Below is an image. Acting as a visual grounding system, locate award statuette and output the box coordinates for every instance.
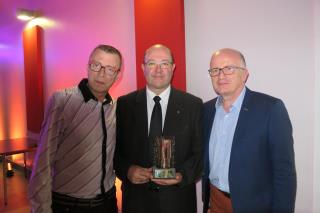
[152,136,176,179]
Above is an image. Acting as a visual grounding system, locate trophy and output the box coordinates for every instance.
[152,136,176,179]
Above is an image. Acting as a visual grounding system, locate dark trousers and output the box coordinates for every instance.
[52,187,118,213]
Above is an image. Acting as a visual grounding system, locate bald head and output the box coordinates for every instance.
[209,48,249,103]
[143,44,174,63]
[211,48,246,68]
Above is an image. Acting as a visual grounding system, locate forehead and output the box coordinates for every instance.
[145,47,172,61]
[90,49,120,65]
[211,51,242,66]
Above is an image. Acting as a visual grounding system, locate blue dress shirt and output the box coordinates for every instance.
[209,87,246,193]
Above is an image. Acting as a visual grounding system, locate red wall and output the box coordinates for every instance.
[134,0,186,91]
[23,26,44,133]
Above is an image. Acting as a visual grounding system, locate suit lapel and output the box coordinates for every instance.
[134,88,151,165]
[134,88,148,137]
[232,88,252,144]
[204,99,217,143]
[163,88,183,136]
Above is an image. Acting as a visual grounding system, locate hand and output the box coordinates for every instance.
[127,165,152,184]
[151,172,182,185]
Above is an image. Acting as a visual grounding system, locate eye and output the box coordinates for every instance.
[161,62,169,67]
[211,68,219,73]
[90,62,101,71]
[224,66,234,71]
[105,66,117,74]
[147,62,156,68]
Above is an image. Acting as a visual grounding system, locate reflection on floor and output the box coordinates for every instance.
[0,163,123,213]
[0,163,30,213]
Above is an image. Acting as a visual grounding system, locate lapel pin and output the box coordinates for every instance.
[243,107,249,111]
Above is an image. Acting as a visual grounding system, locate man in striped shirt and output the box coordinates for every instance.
[28,44,122,213]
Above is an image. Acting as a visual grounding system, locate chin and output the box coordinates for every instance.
[93,86,108,93]
[216,89,230,96]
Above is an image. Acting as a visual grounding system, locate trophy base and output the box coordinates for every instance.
[153,168,176,179]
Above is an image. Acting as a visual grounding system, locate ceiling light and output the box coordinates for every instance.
[16,9,39,21]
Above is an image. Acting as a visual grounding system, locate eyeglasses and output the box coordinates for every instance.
[88,61,119,76]
[144,61,172,70]
[208,66,246,77]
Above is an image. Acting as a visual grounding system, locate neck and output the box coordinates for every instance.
[221,99,233,112]
[221,86,245,112]
[95,94,106,103]
[148,85,170,96]
[88,85,108,103]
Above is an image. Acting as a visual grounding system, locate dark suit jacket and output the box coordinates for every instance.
[114,87,203,213]
[202,88,296,213]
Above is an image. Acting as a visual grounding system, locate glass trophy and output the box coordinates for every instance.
[152,136,176,179]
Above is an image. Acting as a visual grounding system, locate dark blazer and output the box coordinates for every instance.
[114,87,203,213]
[202,88,296,213]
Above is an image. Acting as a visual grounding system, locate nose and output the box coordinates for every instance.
[155,64,162,72]
[217,69,226,79]
[98,67,106,77]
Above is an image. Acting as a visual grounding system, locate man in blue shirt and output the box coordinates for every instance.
[202,48,296,213]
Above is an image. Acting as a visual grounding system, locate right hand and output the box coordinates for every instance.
[127,165,152,184]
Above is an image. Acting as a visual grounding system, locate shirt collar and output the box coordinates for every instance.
[215,87,246,111]
[78,78,112,105]
[146,85,171,101]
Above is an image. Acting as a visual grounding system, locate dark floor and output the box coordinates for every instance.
[0,163,30,213]
[0,163,123,213]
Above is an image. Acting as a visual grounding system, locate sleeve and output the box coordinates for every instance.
[178,97,203,187]
[28,93,63,213]
[269,100,297,213]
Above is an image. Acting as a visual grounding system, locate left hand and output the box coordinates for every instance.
[151,172,183,185]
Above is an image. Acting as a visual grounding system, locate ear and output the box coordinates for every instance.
[243,69,249,83]
[141,63,147,76]
[114,72,120,81]
[172,63,176,72]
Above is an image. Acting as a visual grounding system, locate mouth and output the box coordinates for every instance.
[95,80,105,85]
[152,75,164,79]
[217,79,230,85]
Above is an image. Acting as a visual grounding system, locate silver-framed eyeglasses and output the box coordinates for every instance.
[208,66,246,77]
[88,61,119,76]
[144,61,173,70]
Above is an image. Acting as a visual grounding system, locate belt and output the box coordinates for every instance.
[52,186,116,207]
[219,188,230,198]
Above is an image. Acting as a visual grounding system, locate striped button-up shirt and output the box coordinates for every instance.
[28,79,117,213]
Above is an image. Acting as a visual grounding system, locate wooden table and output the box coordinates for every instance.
[0,138,37,205]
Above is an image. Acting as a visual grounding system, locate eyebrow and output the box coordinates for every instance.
[145,59,172,63]
[90,60,118,68]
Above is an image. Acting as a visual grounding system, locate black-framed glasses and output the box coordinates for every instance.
[144,61,173,70]
[88,61,119,76]
[208,66,246,77]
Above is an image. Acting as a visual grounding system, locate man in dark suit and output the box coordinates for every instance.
[202,48,296,213]
[114,44,203,213]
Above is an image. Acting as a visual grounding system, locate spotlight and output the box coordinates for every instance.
[16,9,39,21]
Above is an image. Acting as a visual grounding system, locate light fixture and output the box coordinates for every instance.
[16,9,39,21]
[6,162,14,177]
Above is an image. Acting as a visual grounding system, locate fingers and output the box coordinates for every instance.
[151,172,182,185]
[127,165,152,184]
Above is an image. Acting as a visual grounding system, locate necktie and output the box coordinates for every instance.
[149,96,162,137]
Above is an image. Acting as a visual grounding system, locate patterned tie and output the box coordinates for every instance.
[149,96,162,137]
